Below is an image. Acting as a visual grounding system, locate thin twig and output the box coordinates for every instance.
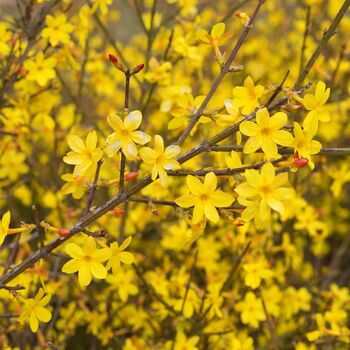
[32,205,45,248]
[176,0,266,146]
[299,6,311,78]
[260,291,279,350]
[83,159,103,216]
[294,0,350,88]
[180,250,198,314]
[167,157,288,177]
[133,264,178,316]
[209,146,350,155]
[265,70,290,106]
[220,242,251,293]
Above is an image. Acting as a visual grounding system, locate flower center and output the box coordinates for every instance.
[84,255,92,262]
[260,127,271,136]
[260,186,271,196]
[200,193,209,201]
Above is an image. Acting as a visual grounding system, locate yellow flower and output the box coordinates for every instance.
[292,122,322,169]
[300,81,330,129]
[235,292,265,329]
[106,236,135,274]
[232,76,265,115]
[63,131,103,175]
[106,110,151,160]
[243,260,273,289]
[144,58,172,84]
[235,162,293,223]
[329,163,350,198]
[62,236,111,286]
[166,331,200,350]
[24,52,56,87]
[140,135,181,186]
[175,172,234,224]
[240,107,293,158]
[42,14,74,46]
[168,94,211,131]
[19,289,52,333]
[197,22,233,56]
[60,173,87,199]
[0,211,10,246]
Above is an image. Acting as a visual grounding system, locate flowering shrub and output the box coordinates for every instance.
[0,0,350,349]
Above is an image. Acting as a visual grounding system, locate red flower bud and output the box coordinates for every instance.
[131,63,145,75]
[293,157,308,168]
[58,228,71,237]
[293,152,308,168]
[125,172,139,181]
[108,54,118,65]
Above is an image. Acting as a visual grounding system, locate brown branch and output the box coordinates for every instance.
[210,146,350,156]
[176,0,266,146]
[167,156,288,177]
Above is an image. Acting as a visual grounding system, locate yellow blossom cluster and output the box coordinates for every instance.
[0,1,350,349]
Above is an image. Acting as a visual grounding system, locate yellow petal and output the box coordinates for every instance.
[154,135,164,153]
[204,203,219,223]
[163,159,180,170]
[90,262,107,279]
[240,121,258,136]
[35,307,52,323]
[65,243,83,258]
[119,251,134,264]
[243,136,261,154]
[140,147,156,164]
[68,135,85,153]
[122,142,137,160]
[256,108,270,128]
[2,210,10,230]
[267,197,285,215]
[62,259,81,274]
[78,265,92,286]
[272,130,293,146]
[107,114,124,131]
[125,110,142,130]
[92,248,111,262]
[211,22,225,39]
[131,131,151,145]
[204,172,217,194]
[261,138,279,159]
[269,112,287,130]
[86,131,97,151]
[186,175,204,196]
[210,191,234,207]
[192,202,204,224]
[119,236,132,251]
[30,313,39,332]
[164,145,181,159]
[175,194,196,208]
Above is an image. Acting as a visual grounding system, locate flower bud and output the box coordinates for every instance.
[108,53,127,73]
[125,172,139,181]
[58,228,70,237]
[131,63,145,75]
